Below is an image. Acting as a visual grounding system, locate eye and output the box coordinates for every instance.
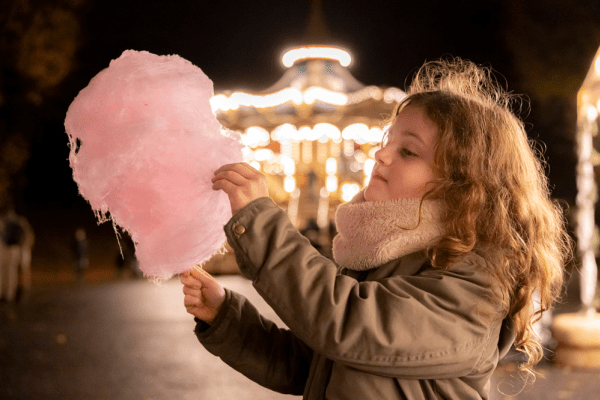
[400,148,417,157]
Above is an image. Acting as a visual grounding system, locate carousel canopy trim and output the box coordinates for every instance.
[282,45,351,67]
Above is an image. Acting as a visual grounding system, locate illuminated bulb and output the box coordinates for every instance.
[282,46,351,68]
[254,148,275,162]
[303,87,348,105]
[326,175,338,192]
[314,123,341,142]
[282,157,295,176]
[364,158,375,177]
[326,158,337,175]
[245,126,270,147]
[284,176,296,193]
[342,123,369,141]
[596,55,600,75]
[272,124,297,142]
[249,161,261,171]
[367,127,384,144]
[587,105,599,121]
[341,183,360,202]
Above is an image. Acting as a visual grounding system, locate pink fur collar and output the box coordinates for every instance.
[332,191,445,271]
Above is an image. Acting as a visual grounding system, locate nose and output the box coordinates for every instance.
[374,145,392,166]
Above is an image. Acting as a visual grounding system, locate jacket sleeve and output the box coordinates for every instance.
[225,197,504,380]
[194,288,313,395]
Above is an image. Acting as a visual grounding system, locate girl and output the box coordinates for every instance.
[181,58,571,399]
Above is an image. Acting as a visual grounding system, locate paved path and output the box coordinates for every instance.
[1,274,599,400]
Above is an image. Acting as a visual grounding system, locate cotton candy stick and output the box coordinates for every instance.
[65,50,242,280]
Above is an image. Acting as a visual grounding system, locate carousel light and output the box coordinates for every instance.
[341,183,360,202]
[302,140,313,164]
[326,175,338,192]
[368,146,380,158]
[342,123,369,141]
[343,139,355,157]
[272,123,297,142]
[317,187,330,229]
[211,88,304,112]
[367,127,384,144]
[249,161,261,171]
[243,126,270,148]
[282,46,352,67]
[303,86,348,105]
[284,176,296,193]
[314,123,341,142]
[326,157,337,175]
[587,105,599,121]
[282,156,295,176]
[384,87,406,104]
[317,141,328,163]
[241,146,253,162]
[253,148,275,162]
[364,158,375,186]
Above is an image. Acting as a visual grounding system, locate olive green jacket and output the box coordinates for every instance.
[195,198,515,399]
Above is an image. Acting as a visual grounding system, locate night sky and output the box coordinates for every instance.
[5,0,600,220]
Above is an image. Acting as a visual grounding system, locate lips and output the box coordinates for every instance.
[372,172,387,182]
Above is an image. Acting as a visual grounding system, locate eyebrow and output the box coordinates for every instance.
[404,131,426,145]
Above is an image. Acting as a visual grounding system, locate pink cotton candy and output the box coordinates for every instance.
[65,50,242,280]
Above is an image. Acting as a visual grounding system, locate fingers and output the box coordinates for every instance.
[189,267,221,292]
[213,162,257,180]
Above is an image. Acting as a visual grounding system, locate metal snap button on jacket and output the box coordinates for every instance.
[234,225,246,235]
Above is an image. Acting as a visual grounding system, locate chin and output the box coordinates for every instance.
[364,185,385,202]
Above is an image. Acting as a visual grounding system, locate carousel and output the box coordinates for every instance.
[211,6,404,229]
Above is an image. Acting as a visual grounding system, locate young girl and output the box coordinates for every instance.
[181,58,571,399]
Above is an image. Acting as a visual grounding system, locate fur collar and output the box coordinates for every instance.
[332,190,445,271]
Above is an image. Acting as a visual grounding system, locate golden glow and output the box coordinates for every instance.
[210,88,303,112]
[272,124,297,142]
[253,148,275,162]
[303,86,348,105]
[341,183,360,202]
[302,140,313,164]
[342,123,369,141]
[317,141,328,163]
[363,158,375,186]
[587,105,599,121]
[284,176,296,193]
[282,156,295,176]
[314,123,341,142]
[282,46,351,67]
[326,175,338,192]
[317,187,330,229]
[595,55,600,75]
[242,126,270,148]
[212,86,348,112]
[384,87,407,104]
[326,158,337,175]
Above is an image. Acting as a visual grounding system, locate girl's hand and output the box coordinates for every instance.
[180,267,226,324]
[212,162,269,214]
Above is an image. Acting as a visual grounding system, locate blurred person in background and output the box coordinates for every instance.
[0,208,34,303]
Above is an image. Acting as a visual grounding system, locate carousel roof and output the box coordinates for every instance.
[211,0,405,134]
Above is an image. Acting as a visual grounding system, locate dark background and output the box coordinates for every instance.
[1,0,599,270]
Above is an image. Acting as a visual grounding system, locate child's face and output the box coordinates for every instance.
[364,105,438,201]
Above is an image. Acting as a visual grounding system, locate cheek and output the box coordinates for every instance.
[389,165,434,197]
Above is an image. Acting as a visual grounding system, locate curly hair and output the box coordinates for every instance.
[394,58,573,380]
